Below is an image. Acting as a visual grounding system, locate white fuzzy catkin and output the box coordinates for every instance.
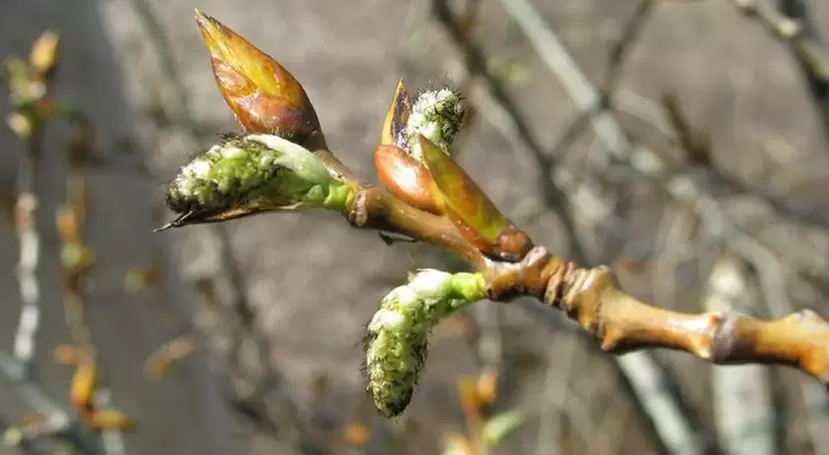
[405,88,466,160]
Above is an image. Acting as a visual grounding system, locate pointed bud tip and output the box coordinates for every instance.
[193,12,324,145]
[152,223,175,233]
[193,8,211,27]
[193,9,225,55]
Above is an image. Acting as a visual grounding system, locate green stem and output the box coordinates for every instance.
[320,182,355,212]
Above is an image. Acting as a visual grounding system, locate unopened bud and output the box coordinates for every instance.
[195,10,326,149]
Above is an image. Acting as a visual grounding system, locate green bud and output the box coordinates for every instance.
[406,88,466,161]
[363,269,485,418]
[159,133,350,230]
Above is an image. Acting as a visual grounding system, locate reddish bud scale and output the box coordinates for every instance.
[211,56,316,141]
[195,10,326,149]
[374,145,442,215]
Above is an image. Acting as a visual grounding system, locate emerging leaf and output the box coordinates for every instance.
[378,83,465,158]
[419,136,532,261]
[86,410,136,431]
[70,358,96,408]
[457,376,483,417]
[194,9,326,149]
[476,369,499,407]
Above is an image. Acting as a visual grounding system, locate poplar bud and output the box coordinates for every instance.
[195,10,326,149]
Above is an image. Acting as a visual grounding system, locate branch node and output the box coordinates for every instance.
[708,311,738,363]
[346,188,370,228]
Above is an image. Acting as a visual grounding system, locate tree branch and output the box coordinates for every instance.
[484,247,829,386]
[324,151,829,387]
[732,0,829,82]
[167,9,829,422]
[344,185,486,269]
[328,165,829,388]
[426,4,706,452]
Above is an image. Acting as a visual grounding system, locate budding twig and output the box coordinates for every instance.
[131,4,319,450]
[165,11,829,421]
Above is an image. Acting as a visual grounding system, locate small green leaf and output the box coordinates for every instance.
[482,409,525,448]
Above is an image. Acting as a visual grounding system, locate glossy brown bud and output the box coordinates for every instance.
[194,10,326,150]
[495,225,534,262]
[373,144,442,215]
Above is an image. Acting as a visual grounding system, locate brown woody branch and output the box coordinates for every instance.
[327,149,829,389]
[486,246,829,386]
[342,181,486,270]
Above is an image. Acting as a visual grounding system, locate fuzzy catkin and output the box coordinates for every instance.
[363,269,484,418]
[164,133,336,216]
[406,88,466,160]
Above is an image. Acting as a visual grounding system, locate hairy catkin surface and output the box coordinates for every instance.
[407,88,466,160]
[164,133,336,216]
[165,138,278,214]
[363,270,484,418]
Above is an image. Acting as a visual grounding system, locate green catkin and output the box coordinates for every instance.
[164,133,342,217]
[363,269,485,418]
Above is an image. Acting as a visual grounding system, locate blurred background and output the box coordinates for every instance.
[2,0,829,454]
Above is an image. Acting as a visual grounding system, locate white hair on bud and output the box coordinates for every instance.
[405,87,466,161]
